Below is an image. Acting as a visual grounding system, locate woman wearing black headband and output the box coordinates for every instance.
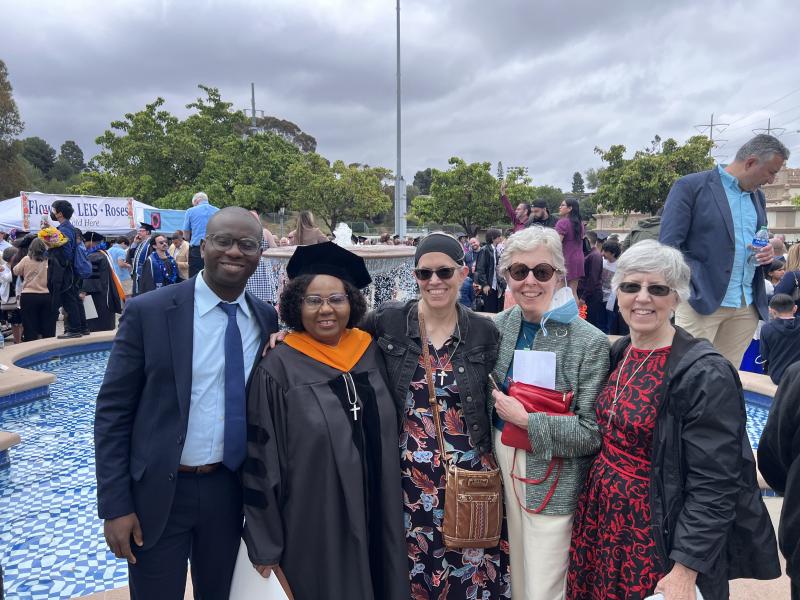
[362,231,511,599]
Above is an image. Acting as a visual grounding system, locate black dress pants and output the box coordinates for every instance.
[59,276,86,333]
[584,291,606,332]
[128,467,243,600]
[482,288,502,313]
[188,246,204,279]
[20,293,58,340]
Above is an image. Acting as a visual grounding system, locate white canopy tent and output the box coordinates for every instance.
[0,192,156,235]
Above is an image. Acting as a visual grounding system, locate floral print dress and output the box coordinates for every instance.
[401,337,511,600]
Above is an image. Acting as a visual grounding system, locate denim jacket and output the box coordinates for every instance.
[361,300,500,455]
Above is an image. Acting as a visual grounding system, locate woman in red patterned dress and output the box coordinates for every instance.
[567,240,780,600]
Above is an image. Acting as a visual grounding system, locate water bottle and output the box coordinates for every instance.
[749,226,769,265]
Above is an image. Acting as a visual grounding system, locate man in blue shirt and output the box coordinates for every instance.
[107,236,132,296]
[95,207,278,599]
[182,191,219,278]
[660,135,789,367]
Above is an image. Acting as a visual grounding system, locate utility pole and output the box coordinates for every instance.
[753,118,786,137]
[242,82,264,136]
[694,113,729,143]
[394,0,407,238]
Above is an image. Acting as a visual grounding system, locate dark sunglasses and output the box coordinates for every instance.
[413,267,457,281]
[507,262,558,282]
[617,282,673,297]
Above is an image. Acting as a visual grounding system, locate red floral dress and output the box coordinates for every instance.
[566,345,671,600]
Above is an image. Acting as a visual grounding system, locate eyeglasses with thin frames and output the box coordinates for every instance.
[206,234,261,256]
[302,294,350,308]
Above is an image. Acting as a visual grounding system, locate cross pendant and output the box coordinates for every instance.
[437,370,446,386]
[350,403,360,421]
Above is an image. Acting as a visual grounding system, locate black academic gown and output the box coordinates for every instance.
[758,362,800,590]
[242,340,409,600]
[81,250,121,331]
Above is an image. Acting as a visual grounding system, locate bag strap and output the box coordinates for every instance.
[510,450,562,514]
[418,308,450,467]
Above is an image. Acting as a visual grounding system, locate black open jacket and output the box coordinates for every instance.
[610,327,780,599]
[758,362,800,584]
[360,300,499,456]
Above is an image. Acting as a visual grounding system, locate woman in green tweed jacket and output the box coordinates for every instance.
[489,226,609,600]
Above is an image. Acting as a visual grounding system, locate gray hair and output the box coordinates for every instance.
[498,226,565,275]
[612,240,691,302]
[192,191,209,205]
[734,134,790,163]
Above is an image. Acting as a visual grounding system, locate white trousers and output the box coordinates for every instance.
[495,430,573,600]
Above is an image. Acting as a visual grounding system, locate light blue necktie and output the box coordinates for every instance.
[218,302,246,470]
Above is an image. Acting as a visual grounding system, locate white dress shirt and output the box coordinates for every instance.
[180,272,262,466]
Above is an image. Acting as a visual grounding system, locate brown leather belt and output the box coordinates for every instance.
[178,462,222,474]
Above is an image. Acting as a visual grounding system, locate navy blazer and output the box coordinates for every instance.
[94,277,279,549]
[660,168,769,321]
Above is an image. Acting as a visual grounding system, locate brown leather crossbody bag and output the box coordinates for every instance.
[418,309,503,549]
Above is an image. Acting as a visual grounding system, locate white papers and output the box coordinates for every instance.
[229,540,291,600]
[82,295,98,320]
[512,350,556,390]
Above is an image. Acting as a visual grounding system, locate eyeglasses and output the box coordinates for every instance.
[206,234,261,256]
[506,262,559,282]
[413,267,457,281]
[302,294,349,308]
[617,282,674,297]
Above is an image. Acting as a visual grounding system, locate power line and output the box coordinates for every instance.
[694,113,729,142]
[752,118,786,137]
[725,85,800,128]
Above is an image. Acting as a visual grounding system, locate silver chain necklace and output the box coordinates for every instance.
[608,345,657,426]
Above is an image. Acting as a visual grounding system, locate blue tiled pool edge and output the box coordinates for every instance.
[13,341,113,368]
[0,385,51,411]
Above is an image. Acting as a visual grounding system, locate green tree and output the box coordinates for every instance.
[0,59,25,198]
[584,168,601,191]
[59,140,85,172]
[21,137,56,176]
[413,168,433,195]
[251,116,317,153]
[73,85,307,210]
[496,161,504,181]
[410,157,502,236]
[49,158,75,181]
[593,135,714,214]
[571,171,585,194]
[287,154,391,231]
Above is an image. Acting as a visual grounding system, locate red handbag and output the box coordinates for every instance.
[500,381,574,452]
[500,381,575,514]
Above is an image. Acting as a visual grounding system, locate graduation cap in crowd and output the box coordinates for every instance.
[138,222,155,233]
[286,241,372,289]
[83,231,106,243]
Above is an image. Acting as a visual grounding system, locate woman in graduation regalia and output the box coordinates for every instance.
[242,242,409,600]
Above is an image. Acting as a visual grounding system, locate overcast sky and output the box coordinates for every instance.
[4,0,800,190]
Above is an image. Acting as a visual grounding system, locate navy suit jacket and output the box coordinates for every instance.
[660,168,769,321]
[94,277,279,549]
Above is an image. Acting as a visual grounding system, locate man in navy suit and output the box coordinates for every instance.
[95,207,279,599]
[660,134,789,367]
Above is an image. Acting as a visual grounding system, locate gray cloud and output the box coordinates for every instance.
[3,0,799,193]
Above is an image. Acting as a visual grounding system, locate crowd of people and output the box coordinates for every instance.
[86,134,800,600]
[2,132,799,599]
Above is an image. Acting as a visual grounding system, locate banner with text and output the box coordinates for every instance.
[21,192,136,232]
